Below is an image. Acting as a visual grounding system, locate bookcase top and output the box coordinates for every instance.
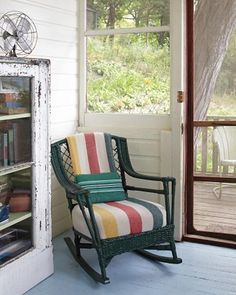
[0,57,50,66]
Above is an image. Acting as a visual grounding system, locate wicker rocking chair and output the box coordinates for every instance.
[51,132,182,284]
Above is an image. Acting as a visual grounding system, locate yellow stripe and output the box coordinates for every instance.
[93,205,119,239]
[67,136,81,174]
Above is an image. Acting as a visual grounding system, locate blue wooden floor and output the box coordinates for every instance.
[26,231,236,295]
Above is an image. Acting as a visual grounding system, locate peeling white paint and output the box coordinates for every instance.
[0,57,53,294]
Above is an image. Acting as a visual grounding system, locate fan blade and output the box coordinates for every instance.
[4,36,16,52]
[16,17,31,34]
[2,16,16,35]
[17,36,32,52]
[3,31,11,40]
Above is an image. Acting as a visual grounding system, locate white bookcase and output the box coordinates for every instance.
[0,57,53,294]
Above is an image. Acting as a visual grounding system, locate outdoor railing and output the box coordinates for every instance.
[194,116,236,177]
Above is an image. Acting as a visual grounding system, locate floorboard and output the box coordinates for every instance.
[26,230,236,295]
[194,182,236,234]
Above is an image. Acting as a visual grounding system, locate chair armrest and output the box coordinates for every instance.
[113,136,176,225]
[114,135,175,184]
[124,169,175,183]
[65,182,89,200]
[63,181,88,197]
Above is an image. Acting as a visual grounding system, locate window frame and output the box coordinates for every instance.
[78,0,172,126]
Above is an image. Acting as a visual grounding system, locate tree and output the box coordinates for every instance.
[87,0,169,46]
[87,0,128,29]
[194,0,236,121]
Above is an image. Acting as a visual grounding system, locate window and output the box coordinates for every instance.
[85,0,170,115]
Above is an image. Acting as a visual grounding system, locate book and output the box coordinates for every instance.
[3,132,8,167]
[10,174,31,190]
[0,133,4,167]
[7,128,14,165]
[13,120,31,164]
[0,122,12,167]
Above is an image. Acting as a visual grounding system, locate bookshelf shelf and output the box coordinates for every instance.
[0,212,32,231]
[0,113,31,121]
[0,162,34,176]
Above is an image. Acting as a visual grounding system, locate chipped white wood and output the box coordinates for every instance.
[0,57,53,294]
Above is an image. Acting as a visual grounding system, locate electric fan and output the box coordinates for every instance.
[0,11,38,57]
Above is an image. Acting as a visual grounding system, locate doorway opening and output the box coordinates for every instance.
[185,0,236,247]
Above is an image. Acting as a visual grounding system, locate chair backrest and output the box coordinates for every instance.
[66,132,116,175]
[51,133,127,204]
[213,126,236,162]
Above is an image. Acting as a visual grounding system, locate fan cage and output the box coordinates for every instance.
[0,11,38,57]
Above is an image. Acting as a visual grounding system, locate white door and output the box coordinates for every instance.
[78,0,185,240]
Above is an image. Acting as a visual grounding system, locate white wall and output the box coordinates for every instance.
[0,0,78,236]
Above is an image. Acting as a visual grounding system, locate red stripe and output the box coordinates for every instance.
[84,133,100,173]
[107,202,142,234]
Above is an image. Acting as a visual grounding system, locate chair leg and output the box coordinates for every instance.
[135,241,182,264]
[213,182,222,199]
[170,241,182,263]
[64,236,110,284]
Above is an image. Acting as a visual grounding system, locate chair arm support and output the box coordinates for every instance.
[114,136,176,225]
[125,185,166,195]
[114,135,175,183]
[124,169,175,184]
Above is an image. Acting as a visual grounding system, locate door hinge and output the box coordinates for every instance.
[177,91,184,103]
[181,123,184,135]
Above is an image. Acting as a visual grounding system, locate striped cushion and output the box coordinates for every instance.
[67,132,115,174]
[75,172,127,203]
[72,198,166,240]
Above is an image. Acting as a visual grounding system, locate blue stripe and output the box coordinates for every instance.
[128,198,164,229]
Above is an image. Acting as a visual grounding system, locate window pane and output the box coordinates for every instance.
[0,77,31,115]
[87,33,170,114]
[194,126,236,178]
[194,1,236,122]
[208,27,236,119]
[87,0,170,30]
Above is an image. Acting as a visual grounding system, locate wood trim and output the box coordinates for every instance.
[185,0,194,236]
[78,0,87,127]
[185,0,236,244]
[183,234,236,249]
[86,26,170,36]
[193,176,236,183]
[193,120,236,127]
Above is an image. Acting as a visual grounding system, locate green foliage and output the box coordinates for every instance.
[87,37,170,114]
[87,0,236,116]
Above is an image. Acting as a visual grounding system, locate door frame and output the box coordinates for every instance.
[184,0,236,247]
[78,0,185,240]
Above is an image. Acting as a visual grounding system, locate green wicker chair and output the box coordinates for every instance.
[51,133,182,284]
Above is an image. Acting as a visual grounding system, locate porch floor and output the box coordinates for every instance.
[26,230,236,295]
[194,182,236,235]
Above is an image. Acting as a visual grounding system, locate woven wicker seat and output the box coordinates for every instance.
[51,133,182,284]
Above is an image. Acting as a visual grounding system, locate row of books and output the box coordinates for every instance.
[0,120,31,167]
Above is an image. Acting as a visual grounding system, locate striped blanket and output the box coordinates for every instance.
[72,198,166,239]
[67,132,115,174]
[75,172,127,203]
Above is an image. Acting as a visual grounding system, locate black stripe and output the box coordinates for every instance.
[128,198,164,228]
